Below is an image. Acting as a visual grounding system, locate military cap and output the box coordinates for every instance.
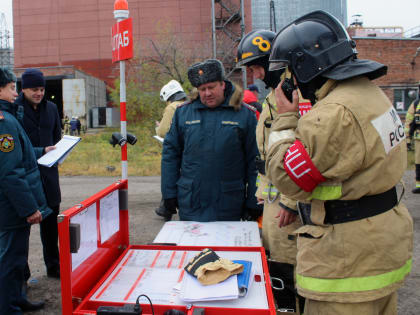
[187,59,225,88]
[0,67,16,88]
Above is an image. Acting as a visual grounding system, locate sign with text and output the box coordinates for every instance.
[111,18,133,63]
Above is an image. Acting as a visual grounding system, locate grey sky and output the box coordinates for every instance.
[0,0,419,37]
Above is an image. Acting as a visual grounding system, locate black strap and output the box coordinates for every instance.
[324,187,397,224]
[298,187,398,225]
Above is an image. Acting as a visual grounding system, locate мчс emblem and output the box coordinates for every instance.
[0,134,14,152]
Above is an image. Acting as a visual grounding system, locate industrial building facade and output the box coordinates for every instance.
[252,0,347,31]
[13,0,251,85]
[11,0,420,117]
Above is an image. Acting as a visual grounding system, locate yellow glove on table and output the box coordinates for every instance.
[184,248,244,285]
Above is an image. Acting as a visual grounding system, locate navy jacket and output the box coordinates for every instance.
[0,100,52,230]
[15,93,62,207]
[161,81,258,221]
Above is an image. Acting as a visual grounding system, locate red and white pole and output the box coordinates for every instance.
[113,0,129,180]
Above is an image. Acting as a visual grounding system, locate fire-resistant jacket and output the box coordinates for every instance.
[156,100,185,138]
[266,77,413,302]
[161,81,258,222]
[256,91,297,210]
[405,99,420,141]
[0,99,52,230]
[15,93,62,207]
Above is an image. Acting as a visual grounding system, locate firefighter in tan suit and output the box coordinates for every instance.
[405,88,420,193]
[237,30,309,314]
[266,11,413,315]
[155,80,188,220]
[155,80,188,138]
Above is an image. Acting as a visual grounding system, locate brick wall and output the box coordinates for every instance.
[13,0,252,85]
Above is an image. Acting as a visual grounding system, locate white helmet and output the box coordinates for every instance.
[160,80,184,102]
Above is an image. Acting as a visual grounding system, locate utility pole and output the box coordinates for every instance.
[270,0,277,32]
[113,0,129,181]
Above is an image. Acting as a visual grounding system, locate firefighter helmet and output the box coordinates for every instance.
[160,80,186,102]
[269,10,387,83]
[236,30,276,68]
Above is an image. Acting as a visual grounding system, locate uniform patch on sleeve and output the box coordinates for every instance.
[185,120,201,125]
[222,121,239,125]
[371,107,405,154]
[0,111,4,120]
[0,134,14,152]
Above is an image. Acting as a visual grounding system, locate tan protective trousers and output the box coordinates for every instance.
[415,139,420,164]
[262,198,301,265]
[304,292,397,315]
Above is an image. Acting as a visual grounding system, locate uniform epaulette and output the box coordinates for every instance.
[177,100,192,108]
[242,102,257,112]
[0,111,4,120]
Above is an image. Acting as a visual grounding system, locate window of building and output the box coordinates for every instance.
[393,88,418,113]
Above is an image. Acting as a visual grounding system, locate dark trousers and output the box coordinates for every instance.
[40,205,60,270]
[24,205,59,281]
[0,226,30,315]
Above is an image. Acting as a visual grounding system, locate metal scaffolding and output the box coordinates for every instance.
[211,0,245,78]
[0,13,13,69]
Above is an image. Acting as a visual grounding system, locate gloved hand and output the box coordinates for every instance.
[164,198,178,214]
[242,205,263,221]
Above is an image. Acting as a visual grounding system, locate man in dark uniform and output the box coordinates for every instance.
[15,68,62,279]
[0,67,52,313]
[161,59,259,221]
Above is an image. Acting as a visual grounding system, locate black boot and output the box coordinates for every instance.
[155,199,173,221]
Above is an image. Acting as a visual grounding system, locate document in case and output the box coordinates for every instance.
[37,135,81,167]
[233,260,253,297]
[180,272,239,302]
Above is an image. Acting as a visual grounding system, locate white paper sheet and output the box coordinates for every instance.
[37,135,80,167]
[99,190,119,243]
[70,204,98,271]
[90,249,268,309]
[180,273,238,302]
[153,221,261,247]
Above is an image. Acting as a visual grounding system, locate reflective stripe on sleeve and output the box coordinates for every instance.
[296,259,412,293]
[262,184,279,197]
[310,185,342,200]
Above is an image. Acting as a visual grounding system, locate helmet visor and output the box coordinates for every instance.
[269,60,289,72]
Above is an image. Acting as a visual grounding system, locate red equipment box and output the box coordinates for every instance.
[58,180,275,315]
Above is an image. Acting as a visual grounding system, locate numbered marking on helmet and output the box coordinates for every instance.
[252,36,271,52]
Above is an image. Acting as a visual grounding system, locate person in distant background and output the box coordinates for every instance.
[246,84,262,113]
[405,85,420,193]
[76,117,81,136]
[15,68,62,280]
[155,80,188,138]
[155,80,188,220]
[69,116,78,135]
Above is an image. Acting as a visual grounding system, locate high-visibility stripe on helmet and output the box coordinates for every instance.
[296,259,412,293]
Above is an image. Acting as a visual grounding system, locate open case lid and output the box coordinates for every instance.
[58,180,129,315]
